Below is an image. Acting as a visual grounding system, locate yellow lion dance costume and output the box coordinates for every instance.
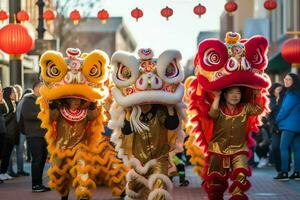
[37,48,128,200]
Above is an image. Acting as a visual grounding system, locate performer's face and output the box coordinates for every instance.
[68,98,81,110]
[224,87,241,106]
[274,86,282,98]
[284,75,293,88]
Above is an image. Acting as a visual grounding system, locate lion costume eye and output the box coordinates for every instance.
[117,63,131,81]
[82,50,108,83]
[46,61,61,77]
[157,50,184,84]
[111,51,139,87]
[40,51,68,83]
[165,61,179,78]
[89,63,102,78]
[204,48,221,66]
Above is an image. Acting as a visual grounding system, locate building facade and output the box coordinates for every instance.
[219,0,300,81]
[60,17,136,57]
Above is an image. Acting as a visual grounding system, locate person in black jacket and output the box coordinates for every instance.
[21,81,50,192]
[0,83,6,183]
[0,86,18,181]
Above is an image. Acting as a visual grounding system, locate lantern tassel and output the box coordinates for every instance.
[73,20,79,25]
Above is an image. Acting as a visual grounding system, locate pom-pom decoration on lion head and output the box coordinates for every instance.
[37,48,128,199]
[110,48,185,107]
[185,32,271,177]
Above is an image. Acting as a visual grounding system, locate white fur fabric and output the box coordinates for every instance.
[148,188,173,200]
[148,173,173,192]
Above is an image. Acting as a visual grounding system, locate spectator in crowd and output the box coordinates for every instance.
[8,88,33,177]
[276,73,300,180]
[255,118,271,168]
[13,84,23,102]
[268,83,286,179]
[21,81,50,192]
[0,82,6,183]
[0,86,18,181]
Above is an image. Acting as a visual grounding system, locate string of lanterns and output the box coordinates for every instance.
[0,1,278,25]
[0,0,280,59]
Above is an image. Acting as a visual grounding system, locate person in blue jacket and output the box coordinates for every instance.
[276,73,300,180]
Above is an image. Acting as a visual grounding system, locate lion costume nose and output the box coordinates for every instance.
[136,73,163,90]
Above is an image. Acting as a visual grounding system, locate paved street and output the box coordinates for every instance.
[0,163,300,200]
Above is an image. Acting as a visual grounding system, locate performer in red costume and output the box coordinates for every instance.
[185,32,270,200]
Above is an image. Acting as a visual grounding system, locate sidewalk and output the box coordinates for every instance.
[0,164,300,200]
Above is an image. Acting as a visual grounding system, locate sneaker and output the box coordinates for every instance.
[17,171,30,176]
[0,174,8,181]
[257,158,269,168]
[179,179,190,187]
[32,185,51,193]
[289,171,300,180]
[42,185,51,191]
[274,172,289,181]
[3,173,13,180]
[8,171,19,177]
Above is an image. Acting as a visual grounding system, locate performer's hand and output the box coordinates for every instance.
[211,90,221,98]
[88,102,97,110]
[49,100,61,110]
[167,105,175,116]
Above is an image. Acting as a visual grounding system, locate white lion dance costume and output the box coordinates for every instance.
[108,48,185,200]
[37,48,128,200]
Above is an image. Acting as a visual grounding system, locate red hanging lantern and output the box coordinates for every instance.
[0,24,34,59]
[131,7,143,22]
[70,9,80,25]
[193,3,206,18]
[97,9,109,24]
[16,10,30,22]
[281,38,300,68]
[264,0,277,13]
[225,1,238,15]
[0,10,9,23]
[161,6,173,20]
[43,9,56,21]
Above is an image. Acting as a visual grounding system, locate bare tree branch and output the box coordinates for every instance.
[53,0,102,49]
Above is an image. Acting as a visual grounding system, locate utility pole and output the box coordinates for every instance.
[9,0,23,86]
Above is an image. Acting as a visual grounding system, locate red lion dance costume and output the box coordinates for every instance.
[37,48,128,200]
[186,32,270,200]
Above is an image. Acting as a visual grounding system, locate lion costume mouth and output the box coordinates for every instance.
[196,69,270,91]
[39,84,107,102]
[111,83,184,107]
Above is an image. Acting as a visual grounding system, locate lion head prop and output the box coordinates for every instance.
[110,48,185,107]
